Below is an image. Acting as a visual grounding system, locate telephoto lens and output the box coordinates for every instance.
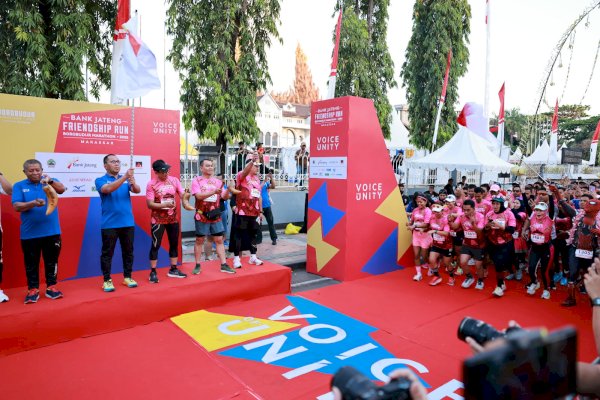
[331,366,412,400]
[457,317,505,345]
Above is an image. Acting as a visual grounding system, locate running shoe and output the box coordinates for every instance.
[413,273,423,281]
[233,257,242,269]
[123,277,138,288]
[220,264,236,274]
[427,268,434,277]
[249,256,264,266]
[501,283,506,291]
[167,268,187,278]
[429,276,442,286]
[541,290,551,300]
[455,267,463,276]
[505,273,515,280]
[467,259,476,266]
[192,264,201,275]
[526,282,540,295]
[461,277,475,288]
[24,289,39,304]
[553,272,563,283]
[45,286,63,300]
[102,280,115,292]
[492,286,504,297]
[475,281,485,290]
[447,277,456,286]
[515,269,523,281]
[272,239,277,245]
[149,270,159,283]
[560,277,568,286]
[0,289,9,303]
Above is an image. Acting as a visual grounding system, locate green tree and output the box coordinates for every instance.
[0,0,115,100]
[335,0,396,139]
[166,0,281,170]
[401,0,471,150]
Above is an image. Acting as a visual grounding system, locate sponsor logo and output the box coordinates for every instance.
[152,121,178,135]
[91,186,97,192]
[47,159,56,168]
[71,185,86,193]
[67,158,79,169]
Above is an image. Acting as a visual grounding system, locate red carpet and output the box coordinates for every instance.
[0,259,291,356]
[0,269,594,399]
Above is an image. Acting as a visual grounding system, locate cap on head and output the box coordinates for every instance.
[152,159,171,172]
[432,204,444,212]
[490,184,501,192]
[534,202,548,211]
[445,194,457,203]
[491,196,505,204]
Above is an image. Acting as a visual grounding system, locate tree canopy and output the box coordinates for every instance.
[166,0,281,168]
[0,0,115,100]
[401,0,471,149]
[335,0,396,139]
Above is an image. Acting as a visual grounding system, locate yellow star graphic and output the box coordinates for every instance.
[375,187,412,261]
[307,217,340,272]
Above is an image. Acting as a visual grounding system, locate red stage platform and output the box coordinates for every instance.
[0,259,291,356]
[0,269,595,399]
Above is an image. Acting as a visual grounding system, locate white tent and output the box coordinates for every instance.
[385,109,411,149]
[406,126,514,172]
[524,140,559,165]
[509,147,523,163]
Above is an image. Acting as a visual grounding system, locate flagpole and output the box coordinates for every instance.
[484,0,491,119]
[327,7,343,99]
[130,98,135,168]
[431,102,444,153]
[431,49,452,152]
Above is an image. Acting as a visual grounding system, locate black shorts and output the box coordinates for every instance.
[430,246,453,258]
[451,231,464,246]
[461,245,485,261]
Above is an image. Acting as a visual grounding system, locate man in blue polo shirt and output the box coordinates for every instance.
[12,159,66,304]
[95,154,141,292]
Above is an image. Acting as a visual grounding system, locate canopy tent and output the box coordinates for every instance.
[406,126,514,173]
[523,140,559,165]
[385,109,411,149]
[509,147,523,163]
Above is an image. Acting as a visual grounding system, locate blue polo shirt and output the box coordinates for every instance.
[261,181,271,208]
[95,174,134,229]
[12,179,61,239]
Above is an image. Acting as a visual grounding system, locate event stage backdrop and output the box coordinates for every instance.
[0,94,180,289]
[307,97,413,281]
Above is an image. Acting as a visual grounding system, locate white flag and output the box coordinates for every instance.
[113,17,161,100]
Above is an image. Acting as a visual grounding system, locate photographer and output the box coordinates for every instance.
[331,367,428,400]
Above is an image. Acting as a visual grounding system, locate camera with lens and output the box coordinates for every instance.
[457,316,521,345]
[331,366,412,400]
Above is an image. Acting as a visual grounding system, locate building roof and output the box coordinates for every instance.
[279,102,310,118]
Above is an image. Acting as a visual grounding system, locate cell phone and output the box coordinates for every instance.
[462,326,577,400]
[590,186,596,193]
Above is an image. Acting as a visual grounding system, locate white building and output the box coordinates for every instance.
[256,92,311,148]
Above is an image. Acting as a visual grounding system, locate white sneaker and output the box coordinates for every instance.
[233,256,242,269]
[413,273,423,281]
[249,256,264,266]
[492,286,504,297]
[541,290,550,300]
[461,277,475,288]
[475,281,485,290]
[527,282,540,295]
[0,289,8,303]
[427,268,434,277]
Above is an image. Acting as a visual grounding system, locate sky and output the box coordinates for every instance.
[116,0,600,120]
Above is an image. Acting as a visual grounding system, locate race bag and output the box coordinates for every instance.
[196,208,221,221]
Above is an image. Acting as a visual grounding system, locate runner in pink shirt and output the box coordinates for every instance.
[145,160,186,282]
[484,196,517,297]
[473,187,492,216]
[427,204,452,286]
[444,195,464,276]
[524,202,554,299]
[449,199,486,289]
[191,159,234,274]
[509,198,528,281]
[406,193,432,281]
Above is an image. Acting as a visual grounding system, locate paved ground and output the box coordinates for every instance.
[182,232,340,293]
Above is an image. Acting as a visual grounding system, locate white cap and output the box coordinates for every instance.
[534,202,548,211]
[431,204,444,212]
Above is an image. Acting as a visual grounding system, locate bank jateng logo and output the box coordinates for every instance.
[171,296,446,395]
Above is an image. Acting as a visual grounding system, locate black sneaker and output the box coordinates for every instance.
[272,239,277,245]
[45,286,63,300]
[149,270,159,283]
[24,289,40,304]
[167,268,187,278]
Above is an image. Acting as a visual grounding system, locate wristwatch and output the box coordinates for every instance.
[592,298,600,307]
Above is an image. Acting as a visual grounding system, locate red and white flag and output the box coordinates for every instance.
[551,98,559,133]
[589,120,600,164]
[113,17,161,100]
[496,83,505,152]
[439,49,452,103]
[548,99,559,164]
[326,9,343,99]
[110,0,130,104]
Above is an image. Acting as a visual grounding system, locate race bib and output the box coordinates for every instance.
[575,249,594,259]
[512,231,519,239]
[205,194,218,203]
[251,188,260,198]
[433,233,445,242]
[450,231,457,237]
[494,220,506,229]
[160,198,174,205]
[531,234,545,244]
[464,230,477,239]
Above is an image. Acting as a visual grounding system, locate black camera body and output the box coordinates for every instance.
[331,366,412,400]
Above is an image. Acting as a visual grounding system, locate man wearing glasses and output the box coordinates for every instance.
[95,154,141,292]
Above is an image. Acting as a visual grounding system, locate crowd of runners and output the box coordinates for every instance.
[405,178,600,306]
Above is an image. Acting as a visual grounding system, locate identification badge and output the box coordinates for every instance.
[575,249,593,259]
[251,188,260,198]
[512,231,519,239]
[531,234,545,244]
[464,230,477,239]
[205,194,217,203]
[433,233,445,242]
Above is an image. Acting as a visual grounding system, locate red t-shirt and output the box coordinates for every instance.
[429,214,452,250]
[235,172,261,217]
[146,177,184,224]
